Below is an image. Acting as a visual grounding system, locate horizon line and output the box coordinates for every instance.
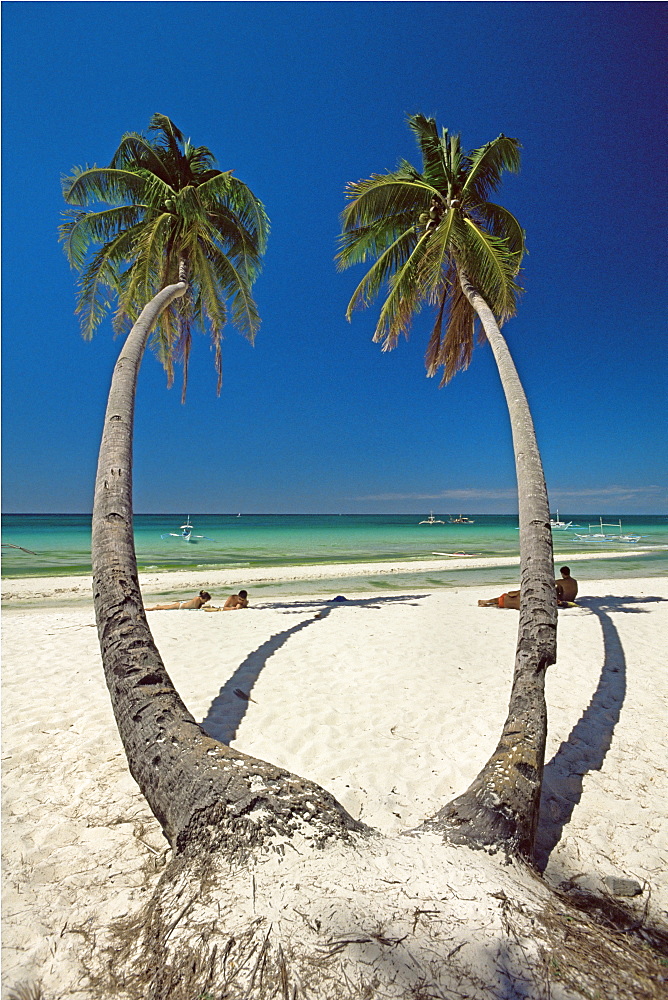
[3,511,667,518]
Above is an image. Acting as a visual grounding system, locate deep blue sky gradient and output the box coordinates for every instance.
[2,1,666,513]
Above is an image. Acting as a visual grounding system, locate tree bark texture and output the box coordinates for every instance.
[92,283,364,857]
[420,274,557,860]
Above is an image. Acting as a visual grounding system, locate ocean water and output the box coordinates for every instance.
[2,514,667,594]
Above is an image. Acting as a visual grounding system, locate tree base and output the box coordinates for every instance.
[83,831,667,1000]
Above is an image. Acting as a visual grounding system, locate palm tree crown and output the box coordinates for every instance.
[337,114,524,383]
[61,113,269,398]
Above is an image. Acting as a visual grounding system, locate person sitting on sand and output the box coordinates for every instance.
[204,589,249,611]
[478,567,578,609]
[555,566,578,605]
[145,590,212,611]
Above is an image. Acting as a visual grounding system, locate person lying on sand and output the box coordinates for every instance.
[203,589,249,611]
[478,567,578,609]
[145,590,212,611]
[478,589,521,610]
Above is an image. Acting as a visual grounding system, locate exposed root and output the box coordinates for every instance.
[5,985,44,1000]
[79,836,668,1000]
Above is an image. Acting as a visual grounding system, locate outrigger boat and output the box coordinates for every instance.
[550,510,575,530]
[448,515,475,524]
[573,519,641,544]
[161,516,212,543]
[419,511,445,524]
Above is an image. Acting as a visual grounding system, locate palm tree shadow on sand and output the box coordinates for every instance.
[201,594,428,745]
[535,594,667,871]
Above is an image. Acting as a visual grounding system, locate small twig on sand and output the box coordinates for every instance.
[163,899,196,942]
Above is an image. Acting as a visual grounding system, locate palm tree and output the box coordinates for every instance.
[337,114,557,859]
[60,116,359,853]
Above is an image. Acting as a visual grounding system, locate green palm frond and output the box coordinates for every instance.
[123,213,174,311]
[202,209,262,280]
[197,228,261,344]
[408,115,449,190]
[198,174,269,273]
[59,206,145,269]
[341,171,435,234]
[445,130,465,182]
[193,169,233,203]
[343,226,418,318]
[223,176,270,253]
[190,242,228,396]
[415,208,463,301]
[110,132,173,184]
[149,113,186,153]
[62,114,268,396]
[135,171,177,209]
[171,184,207,224]
[460,218,522,319]
[191,243,228,335]
[183,141,218,176]
[473,202,525,256]
[463,135,521,201]
[76,235,129,339]
[336,211,418,269]
[62,167,148,207]
[338,168,435,278]
[374,231,434,349]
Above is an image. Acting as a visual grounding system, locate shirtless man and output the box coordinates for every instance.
[145,590,211,611]
[478,567,578,609]
[204,589,249,611]
[555,566,578,604]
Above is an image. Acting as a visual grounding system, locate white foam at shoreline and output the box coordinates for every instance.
[0,547,655,601]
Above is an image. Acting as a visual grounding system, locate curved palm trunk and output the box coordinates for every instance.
[420,274,557,860]
[93,283,362,856]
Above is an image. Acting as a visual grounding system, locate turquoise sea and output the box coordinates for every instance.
[2,514,667,596]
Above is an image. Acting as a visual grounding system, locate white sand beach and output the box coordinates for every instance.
[2,573,667,996]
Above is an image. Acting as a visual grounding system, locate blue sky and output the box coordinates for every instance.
[2,1,666,514]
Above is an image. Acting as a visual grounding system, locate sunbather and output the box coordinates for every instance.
[145,590,212,611]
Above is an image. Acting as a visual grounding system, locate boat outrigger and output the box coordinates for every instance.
[1,542,37,555]
[419,512,445,524]
[573,519,641,544]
